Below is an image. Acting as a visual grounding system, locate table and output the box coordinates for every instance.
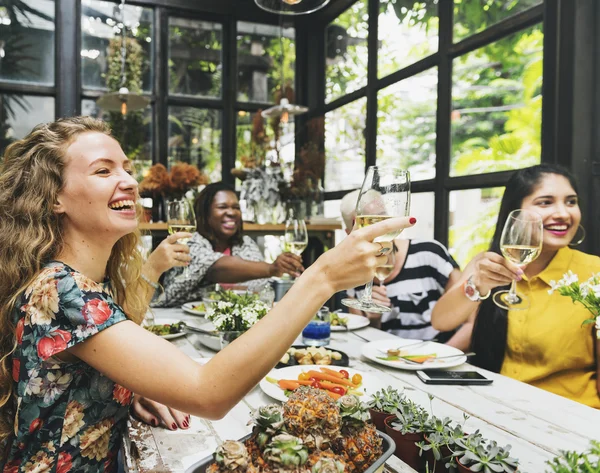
[123,308,600,473]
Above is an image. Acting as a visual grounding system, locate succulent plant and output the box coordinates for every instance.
[250,404,287,448]
[545,440,600,473]
[454,436,519,473]
[311,455,346,473]
[366,386,406,414]
[337,395,370,426]
[263,434,310,471]
[214,440,250,471]
[389,400,430,435]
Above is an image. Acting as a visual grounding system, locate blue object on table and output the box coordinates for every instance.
[302,306,331,346]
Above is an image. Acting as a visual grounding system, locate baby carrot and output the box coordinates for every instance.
[306,370,357,388]
[319,367,346,378]
[325,390,342,400]
[278,379,300,390]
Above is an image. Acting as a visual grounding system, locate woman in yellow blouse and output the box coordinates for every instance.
[432,164,600,408]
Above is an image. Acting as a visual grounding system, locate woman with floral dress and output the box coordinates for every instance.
[0,116,415,472]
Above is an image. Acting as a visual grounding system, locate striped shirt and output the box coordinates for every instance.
[346,239,459,340]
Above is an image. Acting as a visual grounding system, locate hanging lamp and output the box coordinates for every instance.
[96,0,149,115]
[255,0,330,16]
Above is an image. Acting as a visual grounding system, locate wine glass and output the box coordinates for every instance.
[167,199,196,278]
[375,244,396,287]
[493,209,543,310]
[342,166,410,313]
[283,215,309,257]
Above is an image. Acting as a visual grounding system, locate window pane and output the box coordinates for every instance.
[0,94,54,156]
[448,187,504,268]
[450,25,543,177]
[377,68,437,181]
[403,192,435,240]
[237,22,295,104]
[169,18,222,98]
[81,0,153,92]
[378,0,438,78]
[454,0,542,43]
[168,107,222,181]
[235,110,295,190]
[325,98,366,192]
[82,99,153,179]
[0,0,55,85]
[326,1,368,103]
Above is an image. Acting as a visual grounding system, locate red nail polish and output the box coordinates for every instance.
[172,423,177,430]
[409,217,417,224]
[183,421,188,428]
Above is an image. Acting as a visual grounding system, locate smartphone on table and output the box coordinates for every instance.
[416,369,493,385]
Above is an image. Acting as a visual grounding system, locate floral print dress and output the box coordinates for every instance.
[2,262,132,473]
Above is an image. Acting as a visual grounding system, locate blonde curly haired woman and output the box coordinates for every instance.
[0,116,415,472]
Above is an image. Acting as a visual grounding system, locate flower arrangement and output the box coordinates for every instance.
[139,162,208,200]
[548,271,600,339]
[205,291,269,332]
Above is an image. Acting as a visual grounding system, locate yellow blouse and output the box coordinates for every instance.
[500,247,600,408]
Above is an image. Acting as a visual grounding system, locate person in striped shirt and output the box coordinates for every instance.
[340,190,472,349]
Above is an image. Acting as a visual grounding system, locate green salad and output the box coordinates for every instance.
[145,322,184,336]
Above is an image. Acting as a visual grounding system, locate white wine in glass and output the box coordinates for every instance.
[375,246,396,283]
[493,209,543,310]
[342,166,410,313]
[167,199,197,278]
[283,215,309,257]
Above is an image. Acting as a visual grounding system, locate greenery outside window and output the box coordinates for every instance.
[377,0,438,78]
[169,18,222,98]
[168,106,222,182]
[450,24,543,177]
[81,0,153,92]
[325,0,368,103]
[237,22,295,104]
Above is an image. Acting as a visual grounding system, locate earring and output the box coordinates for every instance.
[569,224,586,247]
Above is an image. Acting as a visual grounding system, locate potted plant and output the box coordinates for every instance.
[453,434,519,473]
[384,399,429,471]
[418,417,465,473]
[205,290,269,348]
[366,386,406,431]
[544,441,600,473]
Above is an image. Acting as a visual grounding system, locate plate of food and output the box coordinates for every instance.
[276,345,349,368]
[145,318,187,340]
[182,301,206,316]
[259,365,387,403]
[330,312,370,331]
[361,339,467,370]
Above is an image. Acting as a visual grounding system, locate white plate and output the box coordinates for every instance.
[185,320,221,351]
[145,318,187,340]
[259,364,387,403]
[182,301,206,316]
[330,313,370,332]
[361,339,467,371]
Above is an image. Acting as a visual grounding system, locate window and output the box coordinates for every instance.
[448,187,504,267]
[169,18,222,98]
[81,0,153,92]
[324,97,367,192]
[237,22,295,104]
[454,0,543,42]
[378,0,438,78]
[325,0,368,103]
[377,68,438,181]
[0,0,55,85]
[168,106,222,182]
[403,192,435,240]
[0,95,54,156]
[451,25,543,177]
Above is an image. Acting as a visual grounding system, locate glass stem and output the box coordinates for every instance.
[361,280,374,303]
[507,279,518,303]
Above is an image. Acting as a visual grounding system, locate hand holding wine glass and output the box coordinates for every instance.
[342,166,410,313]
[375,244,396,286]
[493,209,543,310]
[167,199,196,278]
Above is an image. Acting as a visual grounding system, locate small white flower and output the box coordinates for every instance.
[548,280,560,295]
[589,284,600,298]
[561,270,579,286]
[217,301,233,311]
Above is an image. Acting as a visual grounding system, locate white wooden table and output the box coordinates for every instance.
[123,308,600,473]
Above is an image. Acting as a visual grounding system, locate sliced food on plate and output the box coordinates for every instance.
[145,321,184,337]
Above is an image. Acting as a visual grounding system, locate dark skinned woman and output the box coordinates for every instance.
[155,182,303,307]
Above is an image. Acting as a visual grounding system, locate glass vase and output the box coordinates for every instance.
[219,330,245,350]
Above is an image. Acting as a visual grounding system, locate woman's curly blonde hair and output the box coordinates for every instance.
[0,116,148,445]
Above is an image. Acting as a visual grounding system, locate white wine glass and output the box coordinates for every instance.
[375,244,396,287]
[167,199,196,278]
[493,209,543,310]
[342,166,410,313]
[283,216,309,257]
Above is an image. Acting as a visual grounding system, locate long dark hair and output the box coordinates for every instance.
[471,163,579,372]
[194,182,243,248]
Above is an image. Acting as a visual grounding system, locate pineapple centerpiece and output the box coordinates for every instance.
[206,386,384,473]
